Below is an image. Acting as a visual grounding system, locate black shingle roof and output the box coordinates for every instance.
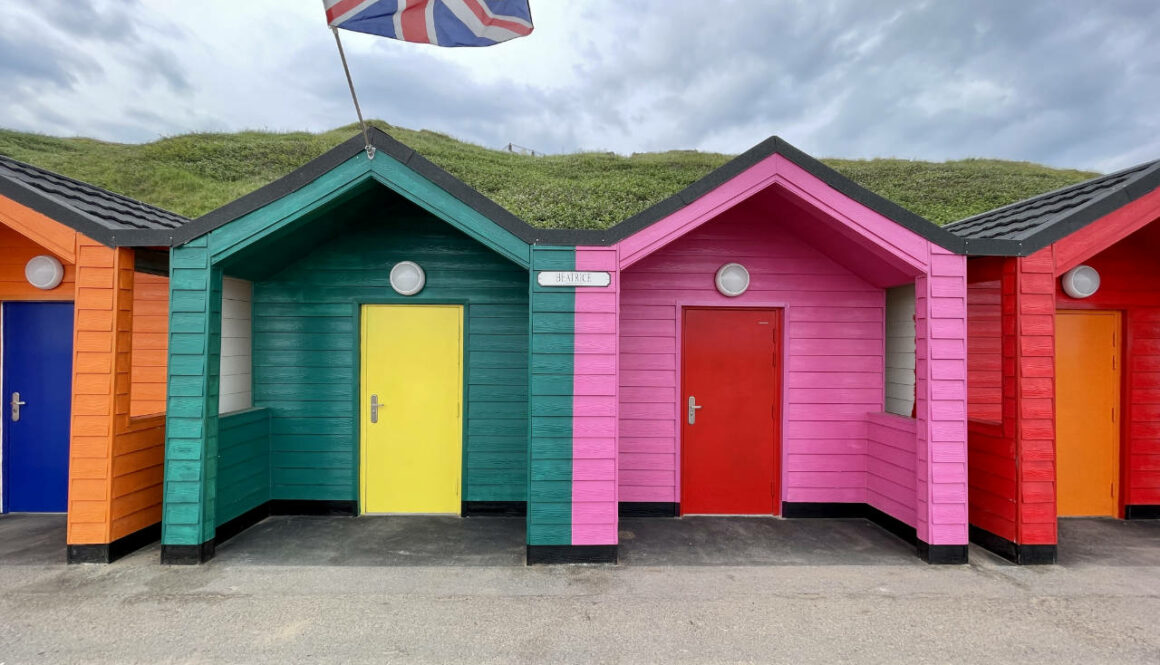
[946,158,1160,256]
[0,154,189,247]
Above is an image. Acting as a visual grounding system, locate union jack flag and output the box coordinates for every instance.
[323,0,533,47]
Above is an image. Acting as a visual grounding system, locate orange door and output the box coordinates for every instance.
[1055,310,1120,517]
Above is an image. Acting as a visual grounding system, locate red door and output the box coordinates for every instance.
[681,308,781,515]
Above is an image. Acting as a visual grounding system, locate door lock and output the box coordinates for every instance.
[10,391,26,423]
[687,396,702,425]
[370,394,384,424]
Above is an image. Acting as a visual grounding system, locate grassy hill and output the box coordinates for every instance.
[0,121,1098,229]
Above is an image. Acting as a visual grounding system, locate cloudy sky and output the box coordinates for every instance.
[1,1,1158,172]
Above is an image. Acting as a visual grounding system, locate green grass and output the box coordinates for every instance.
[0,121,1098,228]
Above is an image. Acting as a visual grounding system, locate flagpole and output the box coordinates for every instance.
[331,27,375,159]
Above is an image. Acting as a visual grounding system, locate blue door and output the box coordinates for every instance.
[2,302,73,512]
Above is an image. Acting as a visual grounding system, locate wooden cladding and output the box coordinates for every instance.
[130,272,169,417]
[1,194,168,546]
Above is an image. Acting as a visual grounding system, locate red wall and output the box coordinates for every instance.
[1055,220,1160,509]
[965,254,1056,545]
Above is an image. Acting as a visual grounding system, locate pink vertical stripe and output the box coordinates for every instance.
[573,247,619,545]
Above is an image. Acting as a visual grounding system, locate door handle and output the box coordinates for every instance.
[687,396,702,425]
[370,394,383,424]
[11,391,26,423]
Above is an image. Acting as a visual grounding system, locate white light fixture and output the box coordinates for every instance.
[1061,264,1100,299]
[715,263,750,297]
[25,255,64,290]
[389,261,425,296]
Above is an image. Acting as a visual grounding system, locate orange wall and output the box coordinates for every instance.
[130,273,169,417]
[0,225,75,300]
[68,240,168,544]
[1,196,167,546]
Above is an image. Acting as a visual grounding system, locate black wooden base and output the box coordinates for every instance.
[782,502,967,564]
[67,523,161,564]
[619,502,678,517]
[161,540,215,565]
[918,542,969,565]
[781,502,865,518]
[463,501,527,516]
[1125,505,1160,520]
[527,545,618,565]
[968,525,1056,565]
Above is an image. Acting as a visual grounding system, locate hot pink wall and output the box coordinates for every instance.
[867,412,918,525]
[914,250,969,545]
[618,205,885,505]
[572,247,620,545]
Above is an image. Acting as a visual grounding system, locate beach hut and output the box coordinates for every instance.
[157,129,555,563]
[0,156,186,562]
[948,160,1160,563]
[565,138,971,563]
[160,129,970,564]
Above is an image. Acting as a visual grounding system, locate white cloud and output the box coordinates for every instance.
[1,0,1158,170]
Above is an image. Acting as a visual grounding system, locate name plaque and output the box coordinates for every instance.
[536,271,611,287]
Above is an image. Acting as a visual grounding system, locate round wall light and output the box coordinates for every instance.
[389,261,426,296]
[715,262,750,297]
[1061,264,1100,299]
[25,255,64,290]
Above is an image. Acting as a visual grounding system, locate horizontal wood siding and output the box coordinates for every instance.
[866,412,917,526]
[162,240,221,547]
[130,272,169,417]
[967,278,1002,422]
[0,196,77,265]
[0,223,76,301]
[966,258,1018,543]
[914,250,969,545]
[67,240,125,544]
[67,243,166,544]
[527,246,574,545]
[251,212,529,504]
[110,413,165,541]
[216,408,270,526]
[572,247,618,545]
[967,419,1015,541]
[1015,252,1057,545]
[618,205,883,505]
[1127,309,1160,506]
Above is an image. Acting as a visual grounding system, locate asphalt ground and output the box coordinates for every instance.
[1,514,1157,664]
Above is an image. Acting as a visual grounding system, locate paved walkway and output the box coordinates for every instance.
[1,514,1158,663]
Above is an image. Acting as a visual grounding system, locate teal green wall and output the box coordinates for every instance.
[251,209,530,504]
[163,240,222,546]
[527,247,575,545]
[215,408,271,526]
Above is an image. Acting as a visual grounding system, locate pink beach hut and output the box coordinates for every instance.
[557,138,970,563]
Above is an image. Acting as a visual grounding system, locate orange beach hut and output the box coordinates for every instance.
[0,156,188,563]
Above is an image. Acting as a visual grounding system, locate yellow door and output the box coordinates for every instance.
[360,305,463,514]
[1055,310,1120,517]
